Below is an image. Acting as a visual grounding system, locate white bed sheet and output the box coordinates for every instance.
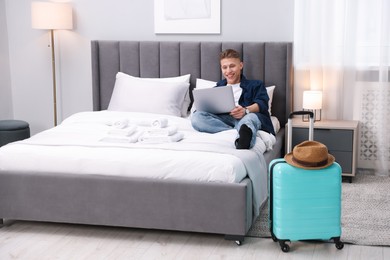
[0,111,274,184]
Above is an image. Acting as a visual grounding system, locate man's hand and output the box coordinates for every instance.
[230,106,246,119]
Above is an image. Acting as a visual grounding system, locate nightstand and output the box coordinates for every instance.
[287,118,359,183]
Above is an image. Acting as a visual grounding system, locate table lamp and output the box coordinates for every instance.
[302,90,322,122]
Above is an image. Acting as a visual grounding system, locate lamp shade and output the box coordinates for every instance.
[31,2,73,30]
[303,90,323,109]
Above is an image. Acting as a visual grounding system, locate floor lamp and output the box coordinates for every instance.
[31,2,73,126]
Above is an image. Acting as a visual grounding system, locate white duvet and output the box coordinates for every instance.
[0,111,274,215]
[0,111,274,182]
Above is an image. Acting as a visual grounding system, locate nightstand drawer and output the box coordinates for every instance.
[292,128,353,152]
[331,151,352,173]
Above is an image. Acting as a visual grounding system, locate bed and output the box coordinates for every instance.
[0,41,293,244]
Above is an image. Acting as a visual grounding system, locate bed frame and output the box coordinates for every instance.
[0,41,292,244]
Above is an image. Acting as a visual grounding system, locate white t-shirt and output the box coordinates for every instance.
[230,83,242,106]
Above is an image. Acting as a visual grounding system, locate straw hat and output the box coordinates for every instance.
[284,141,335,169]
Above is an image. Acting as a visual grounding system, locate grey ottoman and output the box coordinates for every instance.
[0,120,30,147]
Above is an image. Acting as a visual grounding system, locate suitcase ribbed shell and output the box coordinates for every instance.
[269,158,342,241]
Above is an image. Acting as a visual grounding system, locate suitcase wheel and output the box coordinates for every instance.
[279,241,290,253]
[271,233,290,252]
[333,237,344,250]
[336,242,344,250]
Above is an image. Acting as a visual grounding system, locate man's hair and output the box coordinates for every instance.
[219,49,241,61]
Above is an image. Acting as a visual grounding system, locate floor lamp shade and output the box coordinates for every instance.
[31,2,73,30]
[31,2,73,126]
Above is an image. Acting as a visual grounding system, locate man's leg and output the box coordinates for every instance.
[191,111,235,133]
[235,114,261,149]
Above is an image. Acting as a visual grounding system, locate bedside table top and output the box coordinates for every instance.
[289,118,359,130]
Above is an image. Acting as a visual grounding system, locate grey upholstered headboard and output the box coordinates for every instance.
[91,41,293,126]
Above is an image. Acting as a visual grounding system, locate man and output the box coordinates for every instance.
[191,49,275,149]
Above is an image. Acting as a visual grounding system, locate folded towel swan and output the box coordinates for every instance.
[151,118,168,128]
[100,131,142,143]
[110,118,169,128]
[144,125,178,136]
[103,118,179,144]
[108,125,137,136]
[138,132,184,144]
[112,119,129,129]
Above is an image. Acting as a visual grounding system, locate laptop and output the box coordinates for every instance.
[193,85,236,114]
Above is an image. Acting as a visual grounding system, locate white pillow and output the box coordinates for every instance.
[112,72,191,117]
[196,78,217,89]
[190,79,217,114]
[271,115,280,133]
[108,72,190,117]
[266,85,275,115]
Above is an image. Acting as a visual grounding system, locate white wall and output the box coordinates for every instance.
[4,0,294,135]
[0,0,13,119]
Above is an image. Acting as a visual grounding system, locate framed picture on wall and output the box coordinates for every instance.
[154,0,221,34]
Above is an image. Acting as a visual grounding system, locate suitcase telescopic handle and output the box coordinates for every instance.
[288,111,315,119]
[287,111,314,153]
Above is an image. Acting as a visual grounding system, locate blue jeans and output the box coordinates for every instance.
[191,111,261,148]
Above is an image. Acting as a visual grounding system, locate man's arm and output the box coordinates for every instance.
[231,79,269,119]
[229,103,259,119]
[245,103,259,113]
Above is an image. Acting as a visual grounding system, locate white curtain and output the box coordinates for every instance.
[294,0,390,176]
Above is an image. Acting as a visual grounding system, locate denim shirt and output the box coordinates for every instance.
[216,75,275,135]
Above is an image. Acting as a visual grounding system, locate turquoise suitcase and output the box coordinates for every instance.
[268,111,344,252]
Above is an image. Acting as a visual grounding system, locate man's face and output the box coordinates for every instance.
[220,58,243,85]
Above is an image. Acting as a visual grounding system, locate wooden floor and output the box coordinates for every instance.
[0,220,389,260]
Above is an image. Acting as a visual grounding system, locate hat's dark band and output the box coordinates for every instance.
[292,156,328,167]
